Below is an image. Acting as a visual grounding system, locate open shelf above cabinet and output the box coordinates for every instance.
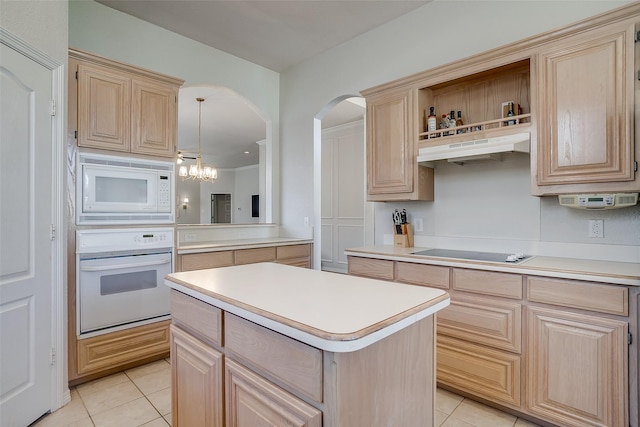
[417,58,531,148]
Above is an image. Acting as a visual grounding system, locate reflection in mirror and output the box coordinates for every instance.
[176,85,268,225]
[211,193,231,224]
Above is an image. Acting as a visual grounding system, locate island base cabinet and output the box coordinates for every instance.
[225,358,322,427]
[323,316,436,426]
[170,325,224,427]
[526,307,628,427]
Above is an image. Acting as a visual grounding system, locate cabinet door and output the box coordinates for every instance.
[536,23,635,189]
[171,325,224,427]
[526,307,628,427]
[366,89,414,197]
[225,358,321,427]
[77,63,131,152]
[131,77,177,157]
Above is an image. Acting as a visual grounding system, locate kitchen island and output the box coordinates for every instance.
[164,262,449,426]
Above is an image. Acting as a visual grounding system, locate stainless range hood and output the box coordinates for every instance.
[417,132,530,164]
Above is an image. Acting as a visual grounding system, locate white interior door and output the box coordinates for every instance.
[0,43,54,426]
[321,121,365,273]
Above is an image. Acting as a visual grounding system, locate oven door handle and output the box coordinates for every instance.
[79,258,171,272]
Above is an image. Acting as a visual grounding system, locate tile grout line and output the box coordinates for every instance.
[123,370,167,426]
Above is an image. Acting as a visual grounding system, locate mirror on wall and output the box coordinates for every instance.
[176,85,268,225]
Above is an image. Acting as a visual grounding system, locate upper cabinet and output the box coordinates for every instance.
[70,48,184,158]
[533,21,638,194]
[363,86,434,201]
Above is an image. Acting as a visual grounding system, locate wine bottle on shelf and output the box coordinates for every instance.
[440,114,449,135]
[427,106,437,132]
[455,111,464,134]
[507,102,516,126]
[449,110,456,131]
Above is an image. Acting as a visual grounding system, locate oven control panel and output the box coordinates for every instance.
[77,228,175,254]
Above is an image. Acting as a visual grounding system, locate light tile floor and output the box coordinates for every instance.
[34,359,540,427]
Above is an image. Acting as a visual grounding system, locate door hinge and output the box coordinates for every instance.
[50,348,56,365]
[635,160,638,173]
[50,100,56,116]
[50,224,56,241]
[74,130,78,140]
[75,71,78,79]
[628,332,633,345]
[635,30,640,42]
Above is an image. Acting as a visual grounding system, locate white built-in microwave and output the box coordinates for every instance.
[77,152,174,225]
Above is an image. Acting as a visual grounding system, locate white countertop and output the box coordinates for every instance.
[345,246,640,286]
[164,262,449,352]
[177,237,312,254]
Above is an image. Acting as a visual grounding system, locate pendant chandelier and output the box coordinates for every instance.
[178,97,217,183]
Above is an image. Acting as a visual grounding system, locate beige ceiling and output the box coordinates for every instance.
[96,0,425,168]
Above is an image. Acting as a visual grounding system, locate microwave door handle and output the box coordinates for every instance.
[79,258,171,272]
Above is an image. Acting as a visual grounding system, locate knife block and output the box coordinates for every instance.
[393,223,414,248]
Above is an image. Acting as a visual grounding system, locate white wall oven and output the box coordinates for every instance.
[76,152,174,225]
[76,228,174,338]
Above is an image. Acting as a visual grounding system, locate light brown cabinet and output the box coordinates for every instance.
[170,325,224,427]
[71,48,183,158]
[534,21,638,194]
[347,255,638,426]
[526,307,628,427]
[178,243,312,272]
[361,87,434,201]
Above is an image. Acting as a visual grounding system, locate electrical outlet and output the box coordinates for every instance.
[588,219,604,238]
[414,218,424,232]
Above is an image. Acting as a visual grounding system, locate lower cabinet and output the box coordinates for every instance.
[347,255,636,427]
[178,243,312,272]
[437,335,521,408]
[526,307,628,427]
[225,358,322,427]
[74,320,170,380]
[170,325,224,427]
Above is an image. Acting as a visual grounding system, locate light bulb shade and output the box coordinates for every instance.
[188,164,198,177]
[179,165,188,177]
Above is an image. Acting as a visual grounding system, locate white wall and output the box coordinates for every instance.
[279,1,639,262]
[1,0,68,64]
[68,0,281,223]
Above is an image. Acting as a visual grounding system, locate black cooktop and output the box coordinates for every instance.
[411,248,530,264]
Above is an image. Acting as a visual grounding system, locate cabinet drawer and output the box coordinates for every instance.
[277,244,311,260]
[225,358,322,427]
[234,247,276,265]
[170,290,222,347]
[396,262,449,289]
[77,320,170,375]
[179,251,234,272]
[437,335,521,408]
[225,313,323,403]
[348,256,394,280]
[526,276,628,316]
[276,257,311,268]
[453,268,522,299]
[438,295,522,353]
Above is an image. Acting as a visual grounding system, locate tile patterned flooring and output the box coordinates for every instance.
[34,359,540,427]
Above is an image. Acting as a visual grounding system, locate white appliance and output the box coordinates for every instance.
[76,227,174,338]
[417,132,530,164]
[77,152,174,225]
[558,193,639,210]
